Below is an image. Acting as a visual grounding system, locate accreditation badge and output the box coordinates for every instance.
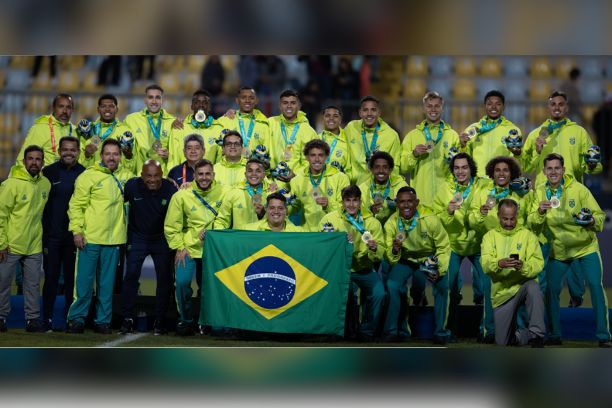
[485,194,497,209]
[549,196,560,208]
[361,230,373,243]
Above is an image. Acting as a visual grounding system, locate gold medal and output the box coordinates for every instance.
[425,140,435,152]
[251,194,262,205]
[195,110,207,123]
[466,127,478,139]
[152,140,162,151]
[89,135,101,146]
[361,230,373,243]
[284,145,292,161]
[485,194,497,209]
[549,196,560,209]
[372,193,384,205]
[453,192,464,205]
[395,231,406,242]
[311,187,321,199]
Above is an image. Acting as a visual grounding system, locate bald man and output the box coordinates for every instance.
[119,160,178,335]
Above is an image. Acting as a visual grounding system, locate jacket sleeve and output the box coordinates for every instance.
[399,131,418,175]
[67,174,91,235]
[384,218,400,265]
[0,181,16,250]
[526,190,547,227]
[430,217,451,276]
[480,232,502,277]
[330,173,350,212]
[163,193,187,250]
[520,233,544,279]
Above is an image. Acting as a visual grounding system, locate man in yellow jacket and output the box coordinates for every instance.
[527,153,611,347]
[383,186,451,344]
[460,90,523,177]
[344,96,401,184]
[244,193,304,232]
[124,84,177,174]
[77,94,136,174]
[17,93,75,167]
[400,91,461,206]
[0,146,50,332]
[289,139,350,232]
[66,139,132,334]
[213,131,249,187]
[215,159,276,229]
[319,106,352,177]
[481,199,545,347]
[358,151,408,226]
[167,89,225,169]
[217,86,271,161]
[164,159,228,335]
[522,91,601,185]
[319,185,385,341]
[267,89,318,176]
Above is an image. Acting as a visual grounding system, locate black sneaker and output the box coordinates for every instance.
[153,320,167,336]
[119,318,134,334]
[546,337,563,346]
[94,324,112,335]
[477,333,496,344]
[473,295,484,306]
[198,324,212,335]
[599,340,612,348]
[432,335,449,345]
[66,320,85,334]
[0,318,7,333]
[176,324,194,336]
[528,337,545,348]
[25,319,43,333]
[41,318,53,333]
[568,296,583,308]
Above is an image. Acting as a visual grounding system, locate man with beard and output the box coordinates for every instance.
[40,136,86,332]
[119,160,177,336]
[18,94,75,167]
[65,139,132,334]
[164,159,228,335]
[0,146,51,333]
[167,134,205,189]
[244,193,304,232]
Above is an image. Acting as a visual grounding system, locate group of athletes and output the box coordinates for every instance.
[0,83,610,347]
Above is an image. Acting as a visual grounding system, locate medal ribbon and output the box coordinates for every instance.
[361,123,380,160]
[423,121,445,144]
[245,182,263,197]
[398,210,419,234]
[544,119,567,135]
[344,211,366,234]
[454,177,473,200]
[370,179,391,200]
[280,121,300,147]
[192,190,218,217]
[321,131,339,164]
[309,166,326,188]
[238,114,255,147]
[94,120,117,142]
[48,116,73,153]
[478,117,502,134]
[489,186,510,200]
[191,115,213,129]
[110,172,124,196]
[146,110,163,142]
[545,179,563,201]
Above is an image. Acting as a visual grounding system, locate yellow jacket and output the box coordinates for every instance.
[319,129,353,177]
[68,163,132,245]
[78,119,136,175]
[243,218,304,232]
[217,109,271,159]
[400,120,460,206]
[357,174,409,226]
[267,111,318,173]
[167,113,226,169]
[319,210,385,272]
[289,165,350,231]
[18,114,75,167]
[124,108,176,174]
[214,179,275,229]
[0,164,51,255]
[164,181,228,259]
[213,156,247,187]
[481,225,544,308]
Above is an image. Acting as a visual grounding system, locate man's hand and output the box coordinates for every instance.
[538,200,552,215]
[447,200,461,215]
[460,132,470,147]
[84,143,98,158]
[224,109,236,119]
[172,117,184,129]
[480,205,490,216]
[587,162,597,171]
[366,239,377,252]
[392,238,402,255]
[315,196,328,208]
[254,202,266,218]
[425,271,440,283]
[198,229,207,241]
[277,170,295,183]
[180,181,192,190]
[74,233,86,249]
[535,136,547,154]
[412,144,429,157]
[509,147,522,156]
[346,232,354,244]
[175,249,190,268]
[498,258,519,269]
[370,202,383,214]
[0,248,8,263]
[122,146,133,159]
[156,148,169,160]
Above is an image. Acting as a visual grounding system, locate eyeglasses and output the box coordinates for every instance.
[224,142,242,147]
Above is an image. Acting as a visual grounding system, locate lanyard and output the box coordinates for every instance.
[321,131,339,164]
[110,172,124,195]
[182,164,187,182]
[545,180,563,200]
[361,123,380,160]
[245,182,263,197]
[192,190,218,217]
[398,211,419,234]
[478,117,502,134]
[544,119,567,134]
[280,121,300,146]
[309,167,325,188]
[345,211,366,234]
[454,178,473,200]
[191,115,213,129]
[423,121,444,144]
[489,186,510,200]
[48,116,72,153]
[238,114,255,147]
[370,179,391,200]
[146,111,163,141]
[94,120,116,141]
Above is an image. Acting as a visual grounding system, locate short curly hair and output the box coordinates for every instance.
[485,156,521,180]
[303,139,330,157]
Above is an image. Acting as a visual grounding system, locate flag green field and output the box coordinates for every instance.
[200,230,352,336]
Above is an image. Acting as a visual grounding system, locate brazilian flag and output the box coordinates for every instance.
[200,230,352,335]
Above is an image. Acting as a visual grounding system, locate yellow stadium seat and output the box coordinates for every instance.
[555,57,576,79]
[0,71,5,89]
[403,79,426,99]
[58,72,80,91]
[406,56,428,77]
[453,79,477,101]
[77,96,98,119]
[162,98,178,115]
[25,95,49,113]
[156,55,183,73]
[183,72,201,93]
[401,105,425,129]
[10,56,34,69]
[530,57,552,78]
[528,81,552,100]
[186,55,206,73]
[528,106,548,124]
[31,72,52,90]
[451,106,478,131]
[454,57,477,76]
[220,56,238,72]
[58,56,85,70]
[81,70,102,92]
[480,57,503,77]
[158,73,181,93]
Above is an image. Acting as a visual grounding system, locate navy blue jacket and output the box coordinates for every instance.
[167,162,195,187]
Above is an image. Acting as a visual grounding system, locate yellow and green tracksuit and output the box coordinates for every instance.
[289,165,350,231]
[344,118,401,184]
[400,120,460,206]
[358,174,409,225]
[319,209,385,337]
[66,163,132,326]
[214,179,275,229]
[78,118,136,175]
[217,109,271,159]
[526,174,610,341]
[319,129,353,177]
[243,218,304,232]
[213,156,247,187]
[0,164,51,255]
[124,108,176,174]
[522,119,602,185]
[383,210,451,338]
[267,111,318,173]
[18,115,75,167]
[167,113,226,169]
[463,116,523,177]
[164,180,228,326]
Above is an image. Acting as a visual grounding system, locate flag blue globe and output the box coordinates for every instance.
[244,256,296,309]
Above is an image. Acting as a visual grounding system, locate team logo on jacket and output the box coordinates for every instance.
[161,199,167,206]
[21,194,27,201]
[443,141,448,148]
[237,203,243,209]
[208,137,215,145]
[421,232,428,239]
[569,199,576,208]
[569,137,575,145]
[254,133,260,140]
[162,130,168,138]
[216,200,222,208]
[327,188,333,196]
[191,205,197,212]
[336,150,342,158]
[517,243,522,251]
[42,192,47,199]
